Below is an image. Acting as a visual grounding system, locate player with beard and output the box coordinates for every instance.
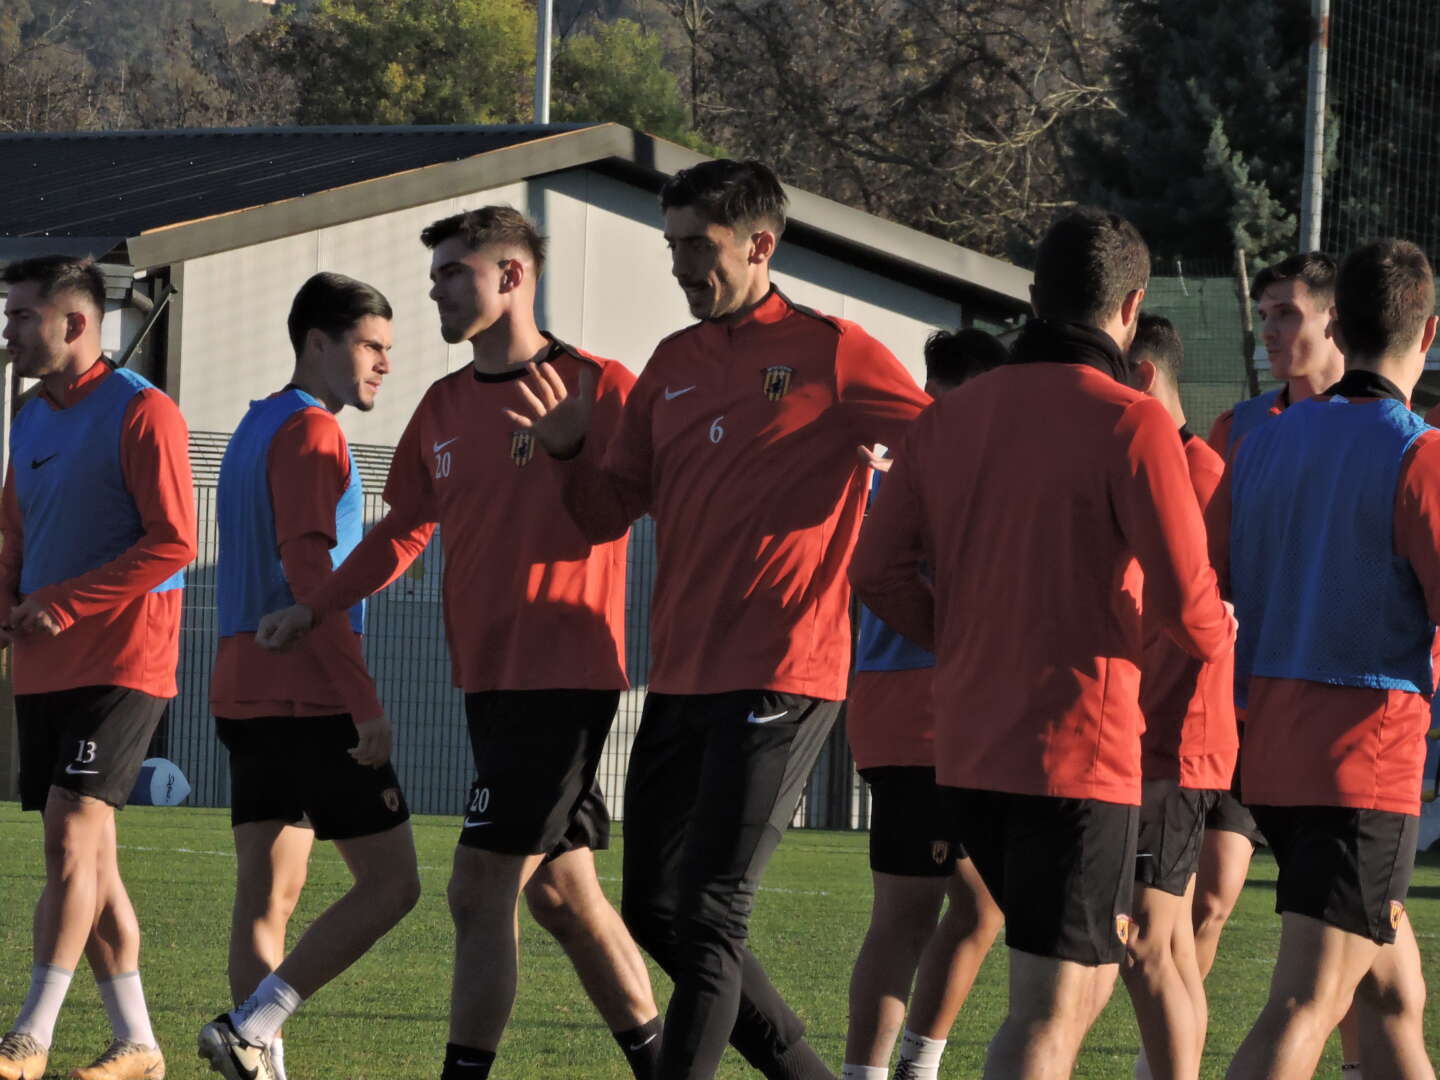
[0,255,196,1080]
[508,159,930,1080]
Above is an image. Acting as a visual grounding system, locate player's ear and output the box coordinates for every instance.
[63,309,89,345]
[749,229,777,265]
[1419,314,1438,357]
[1132,358,1158,394]
[499,258,526,294]
[1119,288,1145,329]
[1331,319,1350,358]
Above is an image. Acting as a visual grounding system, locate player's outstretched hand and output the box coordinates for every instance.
[857,444,893,472]
[256,603,315,652]
[9,597,62,637]
[350,713,393,767]
[502,361,595,460]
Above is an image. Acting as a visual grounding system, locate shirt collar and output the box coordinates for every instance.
[1322,369,1409,405]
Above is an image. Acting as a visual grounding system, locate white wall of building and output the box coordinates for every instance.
[173,166,962,445]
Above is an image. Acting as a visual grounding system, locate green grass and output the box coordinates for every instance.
[0,803,1437,1078]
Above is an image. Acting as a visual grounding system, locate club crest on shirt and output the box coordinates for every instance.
[509,429,535,467]
[1390,899,1405,930]
[762,365,795,402]
[1115,913,1132,946]
[930,840,950,866]
[382,788,402,813]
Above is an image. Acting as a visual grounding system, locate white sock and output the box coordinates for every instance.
[97,971,156,1048]
[230,973,303,1044]
[840,1067,888,1080]
[897,1029,946,1078]
[270,1036,287,1080]
[1341,1066,1363,1078]
[13,964,74,1047]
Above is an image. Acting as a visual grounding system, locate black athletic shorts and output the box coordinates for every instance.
[1205,766,1266,847]
[944,787,1138,965]
[460,688,618,859]
[1253,805,1418,945]
[1137,780,1219,896]
[861,766,962,877]
[18,686,168,811]
[215,715,410,841]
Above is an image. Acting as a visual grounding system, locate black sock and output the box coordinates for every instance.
[441,1043,495,1079]
[613,1015,664,1080]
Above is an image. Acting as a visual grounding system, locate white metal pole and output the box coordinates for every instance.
[534,0,553,124]
[1299,0,1330,252]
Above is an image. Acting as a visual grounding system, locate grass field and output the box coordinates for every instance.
[1,803,1438,1078]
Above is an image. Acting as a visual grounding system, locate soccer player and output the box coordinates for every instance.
[1124,315,1237,1080]
[851,208,1235,1080]
[843,328,1008,1080]
[1217,239,1439,1080]
[0,255,196,1080]
[256,208,662,1080]
[196,273,420,1080]
[1195,252,1342,984]
[507,159,930,1080]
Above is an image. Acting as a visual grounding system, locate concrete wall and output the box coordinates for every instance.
[172,165,961,448]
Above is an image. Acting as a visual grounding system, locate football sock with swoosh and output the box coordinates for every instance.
[442,1042,495,1078]
[231,972,302,1045]
[613,1015,663,1080]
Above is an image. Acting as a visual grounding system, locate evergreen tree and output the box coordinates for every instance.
[1072,1,1311,264]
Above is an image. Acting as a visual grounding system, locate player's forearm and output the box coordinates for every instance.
[560,456,646,544]
[29,524,195,628]
[304,514,435,616]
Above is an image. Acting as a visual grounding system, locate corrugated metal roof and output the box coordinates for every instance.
[2,124,598,239]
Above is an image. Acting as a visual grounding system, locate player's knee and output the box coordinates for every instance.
[42,812,101,873]
[1355,966,1427,1022]
[1191,893,1233,938]
[526,887,592,942]
[447,870,511,929]
[371,865,421,922]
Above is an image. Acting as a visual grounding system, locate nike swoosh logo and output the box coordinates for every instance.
[463,820,492,828]
[664,385,696,400]
[626,1033,659,1051]
[30,454,57,469]
[65,764,99,775]
[746,711,787,724]
[433,437,459,453]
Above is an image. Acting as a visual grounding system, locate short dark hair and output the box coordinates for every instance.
[2,254,106,315]
[1335,239,1435,360]
[287,272,393,358]
[923,327,1009,387]
[659,159,788,237]
[1031,207,1150,324]
[420,206,548,274]
[1250,251,1337,306]
[1130,313,1184,381]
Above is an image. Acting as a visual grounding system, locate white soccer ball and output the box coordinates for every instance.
[130,757,191,807]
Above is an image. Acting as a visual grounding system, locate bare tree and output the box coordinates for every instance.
[689,0,1116,258]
